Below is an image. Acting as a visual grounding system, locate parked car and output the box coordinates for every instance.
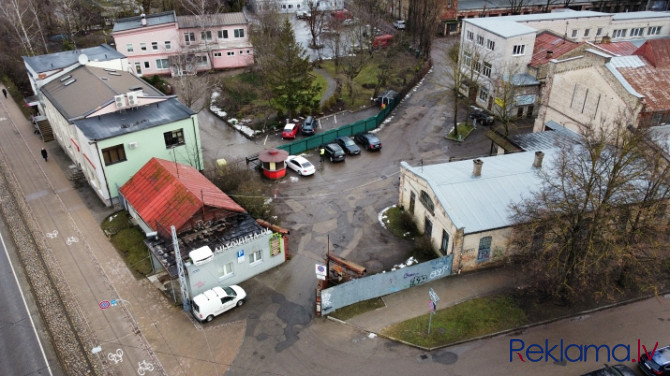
[323,143,346,162]
[335,136,360,155]
[582,364,637,376]
[393,20,406,30]
[640,345,670,376]
[296,10,311,19]
[373,34,393,48]
[354,132,382,151]
[282,123,299,139]
[286,155,316,176]
[192,285,247,322]
[301,116,317,135]
[468,106,495,126]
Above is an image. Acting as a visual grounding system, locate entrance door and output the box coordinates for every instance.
[517,106,524,118]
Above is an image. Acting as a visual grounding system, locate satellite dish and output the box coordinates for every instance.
[78,54,89,65]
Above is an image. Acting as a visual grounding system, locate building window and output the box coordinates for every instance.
[648,26,661,35]
[419,190,434,214]
[409,192,415,214]
[214,52,222,57]
[466,30,474,41]
[486,39,495,51]
[151,42,158,50]
[482,62,491,78]
[102,145,126,166]
[424,217,433,238]
[140,42,147,51]
[249,250,262,264]
[126,43,133,53]
[234,28,245,38]
[477,236,492,261]
[218,30,229,39]
[165,41,171,50]
[478,86,489,101]
[512,44,525,55]
[476,34,484,45]
[440,230,449,255]
[612,29,626,38]
[164,129,185,148]
[184,32,195,45]
[134,62,142,75]
[472,60,481,73]
[156,59,169,69]
[143,61,149,69]
[631,27,644,37]
[197,55,208,66]
[227,51,234,56]
[463,52,472,67]
[201,30,212,41]
[219,262,233,279]
[584,29,590,37]
[596,28,603,36]
[571,29,578,38]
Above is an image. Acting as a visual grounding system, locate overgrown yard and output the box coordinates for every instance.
[100,211,153,278]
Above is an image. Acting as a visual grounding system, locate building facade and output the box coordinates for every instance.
[112,11,254,77]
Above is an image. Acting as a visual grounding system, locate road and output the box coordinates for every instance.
[0,218,61,375]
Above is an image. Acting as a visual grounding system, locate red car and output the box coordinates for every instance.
[282,123,299,139]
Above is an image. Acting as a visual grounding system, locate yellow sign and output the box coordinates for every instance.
[494,97,505,107]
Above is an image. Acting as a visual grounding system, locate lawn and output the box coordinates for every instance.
[445,122,476,141]
[382,295,527,348]
[101,211,153,278]
[329,298,386,321]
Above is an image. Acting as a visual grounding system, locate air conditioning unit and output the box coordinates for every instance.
[126,92,139,106]
[114,94,126,108]
[128,141,138,149]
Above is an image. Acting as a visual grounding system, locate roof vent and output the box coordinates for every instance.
[473,159,483,177]
[63,78,76,86]
[533,151,545,168]
[545,50,553,59]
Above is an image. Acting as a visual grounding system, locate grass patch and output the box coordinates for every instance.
[101,211,153,278]
[329,297,386,321]
[381,206,419,239]
[382,295,527,348]
[445,122,475,141]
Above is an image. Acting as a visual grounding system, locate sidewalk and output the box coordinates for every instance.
[0,86,245,375]
[345,267,518,333]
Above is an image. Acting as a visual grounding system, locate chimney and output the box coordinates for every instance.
[533,151,544,168]
[545,50,553,59]
[601,35,611,44]
[472,159,483,177]
[141,14,147,26]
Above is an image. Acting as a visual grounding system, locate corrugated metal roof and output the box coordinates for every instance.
[112,11,177,33]
[177,12,248,28]
[511,121,579,151]
[119,158,246,233]
[530,31,581,67]
[402,149,559,234]
[609,55,646,68]
[22,44,124,73]
[588,41,639,57]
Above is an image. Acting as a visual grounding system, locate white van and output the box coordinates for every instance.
[192,285,247,322]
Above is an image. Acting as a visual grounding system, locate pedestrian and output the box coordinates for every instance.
[2,88,6,98]
[41,148,48,162]
[319,146,325,162]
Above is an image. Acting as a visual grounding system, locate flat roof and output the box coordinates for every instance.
[23,44,124,73]
[112,11,177,33]
[463,18,536,38]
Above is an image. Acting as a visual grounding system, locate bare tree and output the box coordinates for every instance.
[303,1,327,49]
[407,0,440,57]
[508,0,528,14]
[508,114,670,303]
[0,0,37,56]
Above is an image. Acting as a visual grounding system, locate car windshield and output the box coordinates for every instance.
[342,138,355,146]
[301,160,313,168]
[368,135,380,143]
[222,286,236,297]
[652,347,670,365]
[283,124,295,131]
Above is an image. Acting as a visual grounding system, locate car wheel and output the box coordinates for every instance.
[330,156,334,162]
[298,170,303,176]
[206,315,214,322]
[237,299,245,307]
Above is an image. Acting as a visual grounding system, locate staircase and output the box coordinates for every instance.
[35,119,54,142]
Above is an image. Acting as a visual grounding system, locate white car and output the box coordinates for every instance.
[286,155,316,176]
[393,20,406,30]
[192,285,247,322]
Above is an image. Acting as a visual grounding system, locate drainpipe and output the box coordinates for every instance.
[192,115,202,170]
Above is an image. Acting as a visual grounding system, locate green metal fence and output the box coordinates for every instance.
[277,97,399,155]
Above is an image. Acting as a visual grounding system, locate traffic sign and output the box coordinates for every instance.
[429,301,436,311]
[429,288,440,303]
[110,299,118,307]
[315,264,327,277]
[99,300,111,310]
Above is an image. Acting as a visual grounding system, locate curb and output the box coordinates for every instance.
[329,291,667,352]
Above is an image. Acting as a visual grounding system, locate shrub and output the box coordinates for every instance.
[413,235,438,261]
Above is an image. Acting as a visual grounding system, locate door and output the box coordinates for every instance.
[134,62,142,75]
[424,217,433,237]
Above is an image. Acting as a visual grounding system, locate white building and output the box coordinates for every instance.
[248,0,344,14]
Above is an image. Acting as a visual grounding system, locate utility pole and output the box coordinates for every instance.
[172,225,190,312]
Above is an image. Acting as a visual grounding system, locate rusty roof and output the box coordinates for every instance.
[119,158,245,233]
[589,41,639,57]
[530,31,581,67]
[633,38,670,68]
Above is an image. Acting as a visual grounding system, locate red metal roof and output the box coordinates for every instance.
[633,38,670,68]
[530,31,581,67]
[119,158,245,232]
[590,41,639,57]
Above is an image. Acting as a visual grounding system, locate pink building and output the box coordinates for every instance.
[112,11,254,77]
